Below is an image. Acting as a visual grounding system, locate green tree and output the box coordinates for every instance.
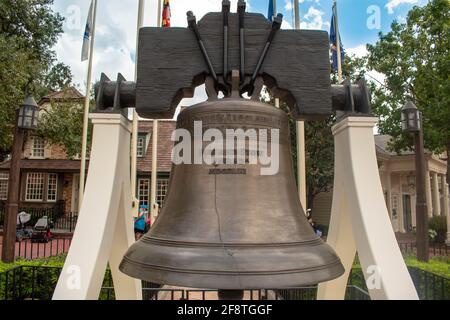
[304,54,369,209]
[263,54,369,210]
[0,0,72,160]
[37,100,92,160]
[367,0,450,184]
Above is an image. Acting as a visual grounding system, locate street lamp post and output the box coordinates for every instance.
[401,100,429,262]
[1,96,39,263]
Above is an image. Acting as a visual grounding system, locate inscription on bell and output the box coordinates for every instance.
[209,168,247,175]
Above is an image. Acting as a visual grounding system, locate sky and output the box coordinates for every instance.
[51,0,429,107]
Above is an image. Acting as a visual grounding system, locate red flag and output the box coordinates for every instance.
[162,0,171,27]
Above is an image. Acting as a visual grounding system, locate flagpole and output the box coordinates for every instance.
[79,0,97,210]
[273,0,280,109]
[150,0,163,225]
[131,0,146,216]
[294,0,300,29]
[293,0,307,211]
[333,0,343,83]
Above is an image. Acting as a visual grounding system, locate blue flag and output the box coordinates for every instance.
[330,13,345,71]
[267,0,274,22]
[81,0,94,61]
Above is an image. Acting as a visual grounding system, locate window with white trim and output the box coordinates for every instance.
[138,179,150,207]
[47,173,58,202]
[32,137,45,158]
[157,178,169,207]
[25,173,45,201]
[137,134,147,158]
[0,172,8,200]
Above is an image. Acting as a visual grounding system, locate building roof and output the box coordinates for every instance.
[137,120,177,173]
[0,159,86,172]
[38,87,84,106]
[375,135,416,156]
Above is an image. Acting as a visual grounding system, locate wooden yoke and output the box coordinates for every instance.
[135,12,331,120]
[95,2,372,121]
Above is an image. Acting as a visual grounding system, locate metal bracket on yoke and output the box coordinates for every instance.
[187,11,219,86]
[95,73,135,115]
[245,13,283,96]
[331,78,372,118]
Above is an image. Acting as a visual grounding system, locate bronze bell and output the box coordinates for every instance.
[119,96,345,289]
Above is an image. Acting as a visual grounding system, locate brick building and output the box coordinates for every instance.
[0,87,176,216]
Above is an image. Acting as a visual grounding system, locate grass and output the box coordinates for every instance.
[0,253,66,273]
[403,255,450,278]
[353,255,450,278]
[1,253,448,278]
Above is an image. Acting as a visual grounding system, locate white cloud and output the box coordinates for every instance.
[300,6,326,30]
[346,45,368,58]
[52,0,250,109]
[346,45,386,86]
[385,0,418,14]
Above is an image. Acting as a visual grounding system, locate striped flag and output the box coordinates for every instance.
[162,0,171,27]
[81,0,94,61]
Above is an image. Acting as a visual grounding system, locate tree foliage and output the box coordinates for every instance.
[367,0,450,181]
[304,54,369,209]
[0,0,72,160]
[37,100,92,160]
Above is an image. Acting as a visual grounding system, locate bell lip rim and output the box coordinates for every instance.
[119,258,345,289]
[120,256,344,276]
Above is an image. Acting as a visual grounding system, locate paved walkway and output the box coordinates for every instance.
[156,286,276,300]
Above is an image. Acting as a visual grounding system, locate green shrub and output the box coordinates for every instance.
[0,254,66,273]
[428,216,447,243]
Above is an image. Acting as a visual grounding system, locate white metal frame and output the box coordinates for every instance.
[53,113,142,300]
[317,117,418,300]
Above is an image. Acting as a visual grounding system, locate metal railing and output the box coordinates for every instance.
[0,201,75,231]
[399,242,449,257]
[1,265,447,300]
[52,212,78,232]
[14,237,72,260]
[408,267,450,300]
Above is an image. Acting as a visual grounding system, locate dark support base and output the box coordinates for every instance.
[218,290,244,300]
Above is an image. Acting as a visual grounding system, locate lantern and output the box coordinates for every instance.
[18,96,39,130]
[401,100,421,133]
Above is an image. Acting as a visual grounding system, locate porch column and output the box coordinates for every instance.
[411,191,417,229]
[441,175,448,215]
[397,175,405,233]
[386,172,393,219]
[444,181,450,245]
[425,171,433,217]
[432,172,441,216]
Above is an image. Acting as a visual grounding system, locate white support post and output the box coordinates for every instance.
[432,172,441,216]
[444,180,450,246]
[425,170,433,217]
[293,0,307,211]
[53,113,142,300]
[317,117,418,300]
[150,120,158,225]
